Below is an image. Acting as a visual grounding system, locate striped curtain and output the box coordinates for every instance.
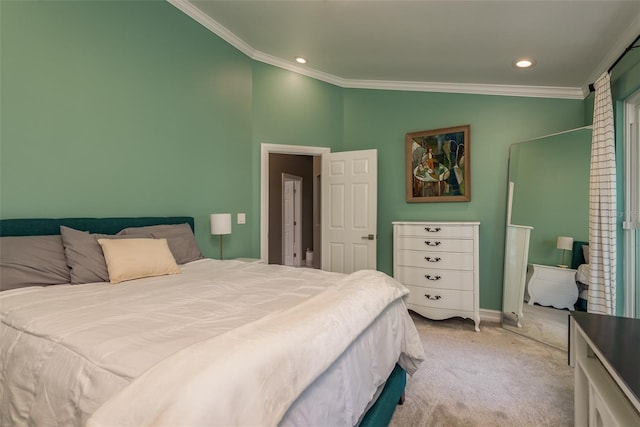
[588,72,617,315]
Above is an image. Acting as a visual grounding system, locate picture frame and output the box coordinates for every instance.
[406,125,470,202]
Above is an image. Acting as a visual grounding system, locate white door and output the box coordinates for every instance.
[283,174,302,267]
[321,149,377,273]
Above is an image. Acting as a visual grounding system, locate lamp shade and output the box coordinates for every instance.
[556,236,573,251]
[210,213,232,235]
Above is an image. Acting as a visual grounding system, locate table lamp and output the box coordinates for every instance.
[210,213,232,259]
[556,236,573,268]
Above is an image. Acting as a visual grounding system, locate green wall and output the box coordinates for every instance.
[611,46,640,315]
[510,129,591,266]
[0,0,253,258]
[1,0,591,311]
[250,61,344,253]
[342,89,585,309]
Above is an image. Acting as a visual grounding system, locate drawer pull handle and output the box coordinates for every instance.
[424,240,442,246]
[425,294,442,301]
[424,274,441,281]
[424,256,441,263]
[424,227,442,233]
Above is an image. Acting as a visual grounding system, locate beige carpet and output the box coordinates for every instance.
[503,303,571,351]
[389,314,574,427]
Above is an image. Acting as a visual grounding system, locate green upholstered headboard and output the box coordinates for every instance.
[0,217,195,237]
[571,240,588,269]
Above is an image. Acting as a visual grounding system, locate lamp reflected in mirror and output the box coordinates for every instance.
[556,236,573,268]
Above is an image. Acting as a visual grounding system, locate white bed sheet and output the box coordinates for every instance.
[576,263,590,285]
[1,259,424,427]
[576,263,590,299]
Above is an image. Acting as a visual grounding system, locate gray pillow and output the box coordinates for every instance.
[60,226,150,284]
[119,223,203,264]
[0,235,71,291]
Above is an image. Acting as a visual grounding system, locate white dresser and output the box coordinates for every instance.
[393,221,480,331]
[526,264,578,310]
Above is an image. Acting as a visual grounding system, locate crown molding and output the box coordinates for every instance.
[168,0,255,57]
[342,79,584,99]
[251,51,346,87]
[169,0,586,100]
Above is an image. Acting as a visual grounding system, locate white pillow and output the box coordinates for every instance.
[97,238,181,284]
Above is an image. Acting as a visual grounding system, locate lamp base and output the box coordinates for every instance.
[557,264,568,269]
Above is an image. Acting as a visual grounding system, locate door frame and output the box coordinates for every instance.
[623,89,640,318]
[260,143,330,262]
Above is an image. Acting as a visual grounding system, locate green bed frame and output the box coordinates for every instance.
[0,216,194,237]
[571,240,589,269]
[572,240,589,312]
[360,364,407,427]
[0,216,406,426]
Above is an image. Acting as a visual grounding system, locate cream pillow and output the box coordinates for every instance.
[97,238,181,284]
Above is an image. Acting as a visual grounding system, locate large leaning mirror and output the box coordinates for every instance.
[502,126,592,350]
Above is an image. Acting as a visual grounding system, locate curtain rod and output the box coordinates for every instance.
[588,34,640,93]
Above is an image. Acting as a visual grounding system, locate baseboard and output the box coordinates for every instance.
[480,309,502,324]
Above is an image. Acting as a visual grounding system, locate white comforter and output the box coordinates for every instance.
[1,259,424,427]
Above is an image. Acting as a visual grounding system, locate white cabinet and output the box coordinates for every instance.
[393,221,480,331]
[526,264,578,310]
[570,313,640,427]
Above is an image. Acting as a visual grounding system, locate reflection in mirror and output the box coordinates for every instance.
[502,126,592,350]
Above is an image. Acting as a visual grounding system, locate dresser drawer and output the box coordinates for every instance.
[530,264,576,282]
[396,236,474,253]
[395,266,474,291]
[405,285,474,311]
[395,223,474,239]
[396,250,474,270]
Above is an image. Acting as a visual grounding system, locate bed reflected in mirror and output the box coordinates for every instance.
[502,126,592,350]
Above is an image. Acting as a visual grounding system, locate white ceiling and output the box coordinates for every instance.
[170,0,640,99]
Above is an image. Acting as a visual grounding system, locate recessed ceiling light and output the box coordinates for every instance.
[295,56,307,64]
[513,58,536,69]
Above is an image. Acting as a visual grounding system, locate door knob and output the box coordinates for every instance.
[361,234,375,240]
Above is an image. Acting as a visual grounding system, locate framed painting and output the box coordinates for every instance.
[406,125,470,202]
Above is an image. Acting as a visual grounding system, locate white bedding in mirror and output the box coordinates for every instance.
[576,263,590,300]
[576,263,590,285]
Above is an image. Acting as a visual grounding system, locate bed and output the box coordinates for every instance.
[572,240,589,312]
[0,216,424,427]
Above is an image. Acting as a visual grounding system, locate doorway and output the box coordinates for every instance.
[282,174,302,267]
[260,144,378,273]
[261,144,329,266]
